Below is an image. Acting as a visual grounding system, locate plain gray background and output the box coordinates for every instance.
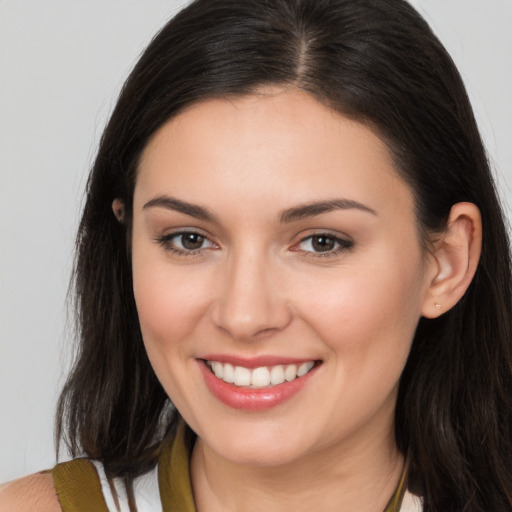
[1,0,511,482]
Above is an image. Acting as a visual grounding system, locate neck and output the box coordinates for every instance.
[190,419,404,512]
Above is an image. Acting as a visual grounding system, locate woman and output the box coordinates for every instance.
[1,0,511,510]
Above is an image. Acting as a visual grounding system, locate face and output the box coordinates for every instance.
[131,88,436,468]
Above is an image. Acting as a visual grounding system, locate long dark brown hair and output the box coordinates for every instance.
[56,1,512,510]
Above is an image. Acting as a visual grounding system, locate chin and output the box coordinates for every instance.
[194,415,320,468]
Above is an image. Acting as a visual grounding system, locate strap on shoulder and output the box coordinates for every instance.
[383,456,409,512]
[159,422,196,512]
[51,459,109,512]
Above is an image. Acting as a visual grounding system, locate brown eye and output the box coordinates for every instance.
[311,235,336,252]
[181,233,205,250]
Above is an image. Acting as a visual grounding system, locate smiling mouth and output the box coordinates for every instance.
[204,360,318,389]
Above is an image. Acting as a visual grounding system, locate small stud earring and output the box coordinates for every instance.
[435,304,442,310]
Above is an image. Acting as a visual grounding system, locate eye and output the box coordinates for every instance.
[293,234,353,256]
[156,231,217,255]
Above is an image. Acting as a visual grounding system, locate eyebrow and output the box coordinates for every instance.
[278,199,377,223]
[143,196,216,222]
[142,195,377,223]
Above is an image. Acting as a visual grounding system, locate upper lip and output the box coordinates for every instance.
[199,354,319,368]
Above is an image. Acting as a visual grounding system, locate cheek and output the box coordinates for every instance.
[132,255,213,357]
[294,249,426,366]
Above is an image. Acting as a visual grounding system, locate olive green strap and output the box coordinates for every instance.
[159,423,196,512]
[52,459,109,512]
[383,456,409,512]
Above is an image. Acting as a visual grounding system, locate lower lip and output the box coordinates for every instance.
[198,360,319,411]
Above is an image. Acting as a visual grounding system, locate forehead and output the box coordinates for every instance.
[135,88,413,220]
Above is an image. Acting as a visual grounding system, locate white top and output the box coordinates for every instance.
[401,490,424,512]
[90,460,162,512]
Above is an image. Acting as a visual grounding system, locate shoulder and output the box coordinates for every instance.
[0,472,61,512]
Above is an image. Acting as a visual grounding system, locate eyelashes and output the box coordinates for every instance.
[155,231,354,259]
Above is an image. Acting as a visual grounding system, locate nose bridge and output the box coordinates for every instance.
[212,243,291,340]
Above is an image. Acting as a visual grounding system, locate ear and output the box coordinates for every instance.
[422,202,482,318]
[112,198,125,224]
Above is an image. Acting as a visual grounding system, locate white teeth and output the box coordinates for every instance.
[270,365,285,385]
[297,361,314,377]
[207,360,316,388]
[284,364,297,382]
[233,366,251,386]
[251,367,270,388]
[212,361,224,379]
[223,363,234,383]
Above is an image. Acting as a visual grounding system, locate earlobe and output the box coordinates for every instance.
[112,198,125,224]
[422,202,482,319]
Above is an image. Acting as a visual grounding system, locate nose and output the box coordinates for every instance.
[211,249,292,341]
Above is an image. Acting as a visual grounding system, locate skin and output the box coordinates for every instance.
[0,474,59,511]
[0,88,481,511]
